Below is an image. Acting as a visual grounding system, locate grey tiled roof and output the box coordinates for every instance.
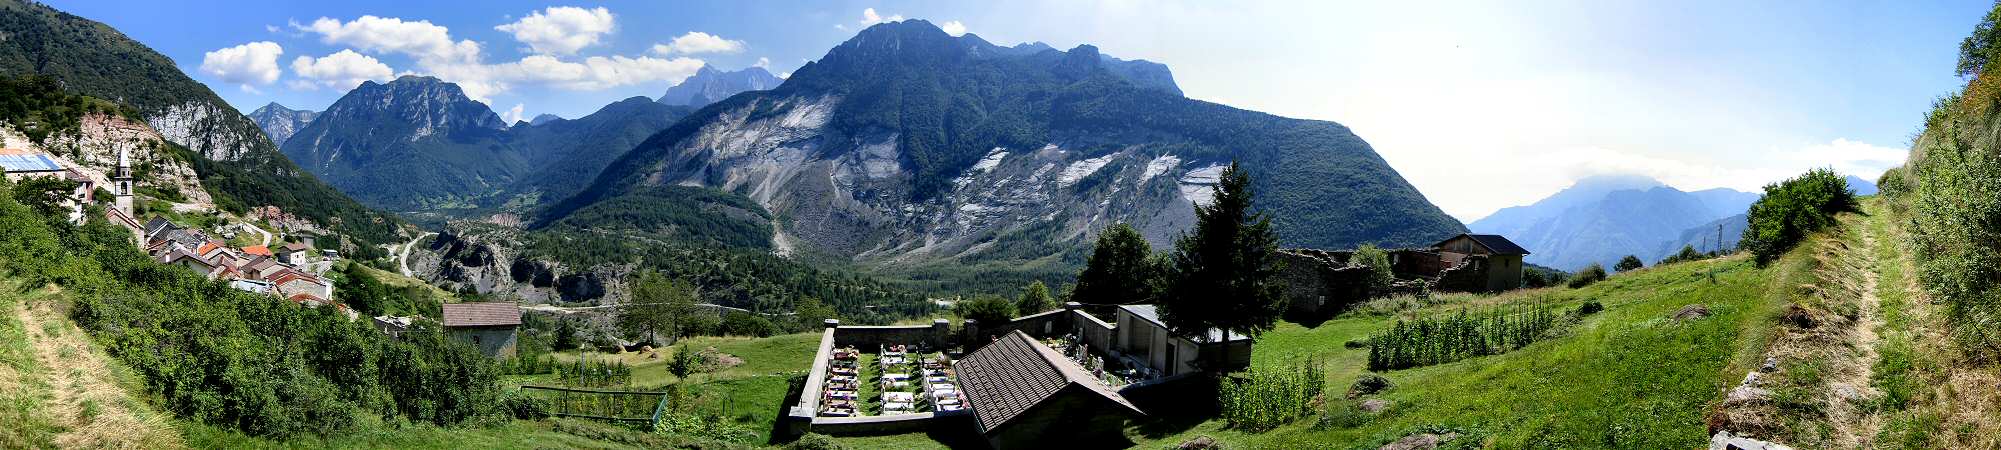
[441,302,521,327]
[955,330,1142,434]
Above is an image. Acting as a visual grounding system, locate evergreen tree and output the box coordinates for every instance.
[1072,222,1164,305]
[1159,161,1285,372]
[1016,280,1055,315]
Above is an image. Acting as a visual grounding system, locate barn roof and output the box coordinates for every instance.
[954,330,1142,434]
[442,302,521,327]
[1438,233,1530,255]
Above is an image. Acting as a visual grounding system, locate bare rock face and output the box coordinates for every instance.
[148,100,262,161]
[410,224,628,305]
[6,113,212,209]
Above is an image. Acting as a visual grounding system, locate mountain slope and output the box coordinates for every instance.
[1471,175,1759,271]
[284,76,690,216]
[545,20,1463,272]
[246,102,318,147]
[0,0,402,253]
[657,66,783,108]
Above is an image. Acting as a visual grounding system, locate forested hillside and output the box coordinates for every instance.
[0,0,403,255]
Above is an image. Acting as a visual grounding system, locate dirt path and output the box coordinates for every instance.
[1824,221,1888,448]
[16,287,183,449]
[400,232,436,277]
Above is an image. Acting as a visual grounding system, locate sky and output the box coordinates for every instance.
[45,0,1991,222]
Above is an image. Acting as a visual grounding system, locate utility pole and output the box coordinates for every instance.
[1709,223,1722,284]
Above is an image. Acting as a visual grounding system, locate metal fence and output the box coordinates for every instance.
[518,385,670,426]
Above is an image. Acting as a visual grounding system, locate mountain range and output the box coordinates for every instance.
[539,20,1465,275]
[657,66,785,108]
[1471,173,1880,271]
[278,76,691,218]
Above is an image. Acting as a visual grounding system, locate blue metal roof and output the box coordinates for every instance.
[0,154,62,173]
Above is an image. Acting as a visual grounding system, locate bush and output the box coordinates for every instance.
[1348,373,1392,397]
[1613,255,1644,272]
[956,295,1017,325]
[1568,264,1607,288]
[1353,244,1395,296]
[503,391,550,420]
[718,312,778,337]
[1314,401,1370,430]
[1577,300,1604,316]
[787,433,846,450]
[1740,168,1857,264]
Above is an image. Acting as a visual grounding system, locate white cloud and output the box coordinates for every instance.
[494,6,615,55]
[651,31,746,55]
[753,57,770,68]
[296,16,481,64]
[939,20,967,36]
[777,72,791,79]
[264,24,280,33]
[200,41,284,87]
[501,103,526,124]
[421,54,706,101]
[289,50,394,90]
[861,8,904,25]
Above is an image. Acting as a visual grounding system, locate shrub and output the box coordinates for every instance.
[1740,168,1857,264]
[1353,244,1395,296]
[1613,255,1644,272]
[1657,245,1707,266]
[1576,300,1604,316]
[1348,373,1392,397]
[719,312,778,337]
[1568,264,1607,288]
[787,433,846,450]
[1314,401,1370,430]
[503,391,550,420]
[1218,358,1325,432]
[955,295,1017,325]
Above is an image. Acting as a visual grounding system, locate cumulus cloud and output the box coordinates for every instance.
[861,8,903,25]
[501,103,526,124]
[494,6,615,55]
[753,57,771,68]
[289,50,394,90]
[200,41,284,88]
[296,15,481,64]
[939,20,967,36]
[650,31,746,55]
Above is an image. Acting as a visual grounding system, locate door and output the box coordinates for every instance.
[1164,343,1177,377]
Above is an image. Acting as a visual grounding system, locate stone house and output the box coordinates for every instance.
[442,302,521,358]
[956,330,1143,449]
[1433,233,1531,292]
[1113,304,1253,377]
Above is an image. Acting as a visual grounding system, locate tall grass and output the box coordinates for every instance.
[1366,305,1559,371]
[1219,358,1325,432]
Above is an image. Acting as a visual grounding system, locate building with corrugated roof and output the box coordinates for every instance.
[954,330,1143,449]
[442,302,522,358]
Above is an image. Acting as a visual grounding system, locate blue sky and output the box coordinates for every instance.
[46,0,1992,220]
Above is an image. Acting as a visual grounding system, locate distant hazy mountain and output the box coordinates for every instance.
[657,66,783,107]
[283,76,690,215]
[1846,175,1879,195]
[1655,213,1746,259]
[1470,175,1757,271]
[247,102,319,147]
[528,114,562,126]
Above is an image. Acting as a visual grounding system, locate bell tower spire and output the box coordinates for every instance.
[113,147,133,217]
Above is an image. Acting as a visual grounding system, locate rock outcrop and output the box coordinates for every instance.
[409,224,628,305]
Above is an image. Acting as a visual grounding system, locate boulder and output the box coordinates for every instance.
[1710,431,1796,450]
[1672,304,1712,320]
[1380,432,1459,450]
[1360,399,1393,414]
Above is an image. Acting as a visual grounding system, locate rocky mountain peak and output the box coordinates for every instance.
[658,66,783,108]
[247,102,319,146]
[322,76,505,134]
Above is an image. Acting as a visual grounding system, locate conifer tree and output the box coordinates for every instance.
[1159,161,1285,372]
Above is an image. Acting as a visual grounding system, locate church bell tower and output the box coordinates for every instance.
[113,147,133,217]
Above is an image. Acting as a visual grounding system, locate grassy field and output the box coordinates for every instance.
[827,244,1808,448]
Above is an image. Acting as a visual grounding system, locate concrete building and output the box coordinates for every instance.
[1113,305,1252,378]
[955,330,1143,449]
[442,302,521,358]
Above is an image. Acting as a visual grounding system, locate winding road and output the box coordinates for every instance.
[398,232,436,277]
[240,221,272,247]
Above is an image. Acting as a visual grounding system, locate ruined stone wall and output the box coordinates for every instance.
[1277,249,1376,320]
[1434,255,1493,293]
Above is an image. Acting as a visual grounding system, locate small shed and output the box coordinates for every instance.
[1434,233,1531,292]
[956,330,1143,449]
[442,302,522,358]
